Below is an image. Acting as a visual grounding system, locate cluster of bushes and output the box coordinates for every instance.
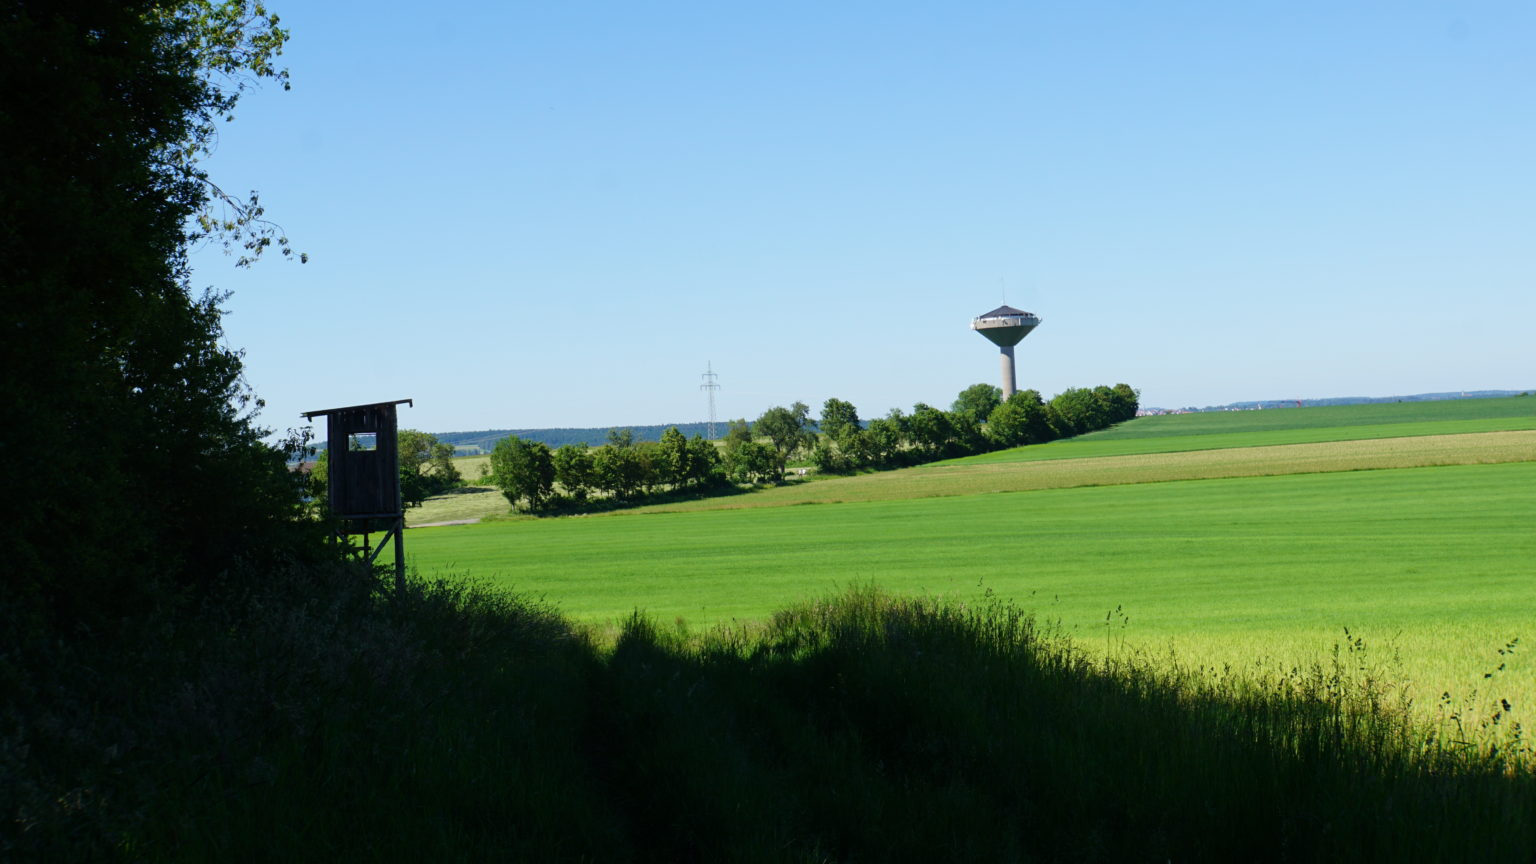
[488,403,832,512]
[812,382,1138,474]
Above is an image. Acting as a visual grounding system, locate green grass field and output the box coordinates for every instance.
[407,397,1536,725]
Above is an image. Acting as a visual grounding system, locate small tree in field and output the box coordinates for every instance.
[729,440,779,484]
[593,442,645,499]
[719,419,774,483]
[657,426,692,489]
[819,398,861,442]
[553,443,596,500]
[863,411,908,467]
[686,435,723,488]
[1046,387,1100,437]
[1105,382,1140,422]
[907,403,955,459]
[754,402,813,479]
[987,389,1053,448]
[633,441,662,495]
[815,397,870,473]
[949,409,989,457]
[810,439,853,474]
[398,428,461,507]
[490,437,555,511]
[952,383,1002,422]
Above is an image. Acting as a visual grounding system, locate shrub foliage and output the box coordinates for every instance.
[1,1,323,635]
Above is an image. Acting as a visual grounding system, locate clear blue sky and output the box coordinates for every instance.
[190,1,1535,436]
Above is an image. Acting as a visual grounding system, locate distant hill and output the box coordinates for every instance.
[1155,390,1532,414]
[434,423,716,455]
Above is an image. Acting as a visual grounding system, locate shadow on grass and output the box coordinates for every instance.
[590,590,1535,861]
[13,578,1533,860]
[530,480,775,517]
[431,484,498,497]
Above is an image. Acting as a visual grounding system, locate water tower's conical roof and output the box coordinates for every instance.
[977,304,1033,319]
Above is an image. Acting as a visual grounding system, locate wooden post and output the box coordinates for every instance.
[393,515,406,597]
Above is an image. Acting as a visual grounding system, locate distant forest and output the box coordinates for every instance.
[435,423,716,455]
[1173,389,1532,413]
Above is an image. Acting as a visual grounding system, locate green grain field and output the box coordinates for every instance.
[407,397,1536,725]
[1088,395,1536,439]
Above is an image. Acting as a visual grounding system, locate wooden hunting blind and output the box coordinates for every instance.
[301,399,413,591]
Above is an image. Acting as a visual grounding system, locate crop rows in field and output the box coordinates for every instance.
[954,414,1536,464]
[1089,395,1536,440]
[638,429,1536,512]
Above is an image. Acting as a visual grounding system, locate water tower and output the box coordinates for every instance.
[971,305,1041,400]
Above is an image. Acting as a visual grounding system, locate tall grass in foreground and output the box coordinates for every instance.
[605,590,1534,860]
[7,575,1533,860]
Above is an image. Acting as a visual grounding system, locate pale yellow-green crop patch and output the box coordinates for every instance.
[406,485,507,526]
[450,453,492,480]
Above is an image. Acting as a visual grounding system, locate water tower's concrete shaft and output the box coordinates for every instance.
[970,305,1041,400]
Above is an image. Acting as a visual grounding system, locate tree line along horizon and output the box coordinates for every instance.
[318,383,1139,515]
